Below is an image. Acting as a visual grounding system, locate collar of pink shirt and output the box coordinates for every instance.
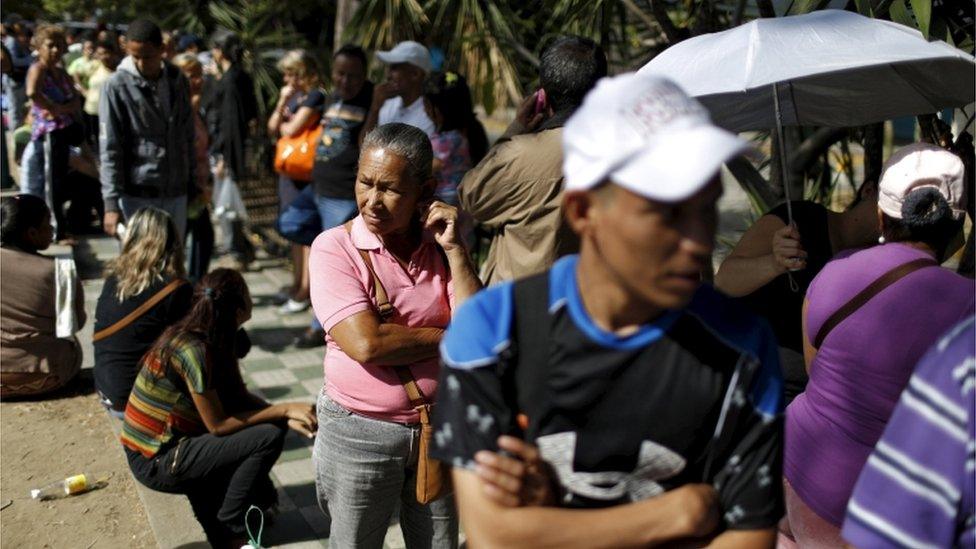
[349,214,438,253]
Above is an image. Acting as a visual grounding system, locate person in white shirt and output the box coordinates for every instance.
[362,41,435,138]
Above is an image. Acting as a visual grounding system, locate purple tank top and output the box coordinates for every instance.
[784,242,975,526]
[30,64,76,140]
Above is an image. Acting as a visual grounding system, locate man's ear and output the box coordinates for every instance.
[563,190,596,237]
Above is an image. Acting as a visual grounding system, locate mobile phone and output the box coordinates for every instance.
[533,88,547,116]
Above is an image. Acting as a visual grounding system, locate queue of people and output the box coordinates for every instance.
[1,13,974,549]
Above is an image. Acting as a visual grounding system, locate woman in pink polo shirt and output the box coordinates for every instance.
[308,123,481,548]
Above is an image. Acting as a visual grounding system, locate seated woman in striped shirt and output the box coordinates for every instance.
[120,268,316,549]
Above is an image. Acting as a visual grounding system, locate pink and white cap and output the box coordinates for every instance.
[562,73,748,202]
[878,142,967,220]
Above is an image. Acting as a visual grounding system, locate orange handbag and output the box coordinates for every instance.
[274,123,322,182]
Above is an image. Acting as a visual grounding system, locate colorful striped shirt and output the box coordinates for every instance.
[842,316,975,549]
[121,333,211,457]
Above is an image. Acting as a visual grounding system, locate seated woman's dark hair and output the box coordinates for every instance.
[0,194,49,250]
[148,268,250,377]
[882,187,964,259]
[424,71,489,164]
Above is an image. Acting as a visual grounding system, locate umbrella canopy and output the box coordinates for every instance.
[638,10,975,132]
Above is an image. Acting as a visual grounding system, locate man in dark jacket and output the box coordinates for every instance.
[99,19,194,239]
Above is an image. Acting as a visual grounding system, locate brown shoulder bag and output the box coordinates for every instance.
[342,221,450,504]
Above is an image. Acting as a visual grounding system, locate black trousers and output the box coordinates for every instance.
[45,127,72,239]
[186,210,215,283]
[126,423,286,546]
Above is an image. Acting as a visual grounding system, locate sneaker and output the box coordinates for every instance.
[278,298,310,315]
[294,328,326,348]
[270,290,292,305]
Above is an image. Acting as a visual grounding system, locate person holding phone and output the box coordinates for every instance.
[457,35,606,285]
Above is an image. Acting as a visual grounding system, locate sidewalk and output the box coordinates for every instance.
[76,236,421,548]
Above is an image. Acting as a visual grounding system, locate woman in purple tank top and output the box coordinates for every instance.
[25,24,81,242]
[780,143,975,547]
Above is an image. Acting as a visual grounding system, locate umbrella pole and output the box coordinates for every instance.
[773,83,802,289]
[772,82,794,227]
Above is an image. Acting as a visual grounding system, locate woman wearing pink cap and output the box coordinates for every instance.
[780,143,974,547]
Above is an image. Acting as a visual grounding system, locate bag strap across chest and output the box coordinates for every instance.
[813,257,938,348]
[342,221,427,411]
[93,279,187,342]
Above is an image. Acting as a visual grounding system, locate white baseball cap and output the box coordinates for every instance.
[376,41,432,74]
[878,142,967,220]
[563,73,748,202]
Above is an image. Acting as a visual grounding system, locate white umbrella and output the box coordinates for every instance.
[640,9,974,232]
[638,9,975,133]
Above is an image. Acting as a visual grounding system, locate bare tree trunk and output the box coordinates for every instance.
[727,156,781,212]
[756,0,777,18]
[691,0,715,36]
[649,0,690,45]
[789,127,847,199]
[334,0,360,51]
[862,122,884,186]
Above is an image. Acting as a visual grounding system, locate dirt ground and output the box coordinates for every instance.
[1,372,155,549]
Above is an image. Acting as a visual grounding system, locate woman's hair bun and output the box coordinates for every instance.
[901,187,950,229]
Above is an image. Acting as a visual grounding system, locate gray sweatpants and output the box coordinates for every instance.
[313,391,459,549]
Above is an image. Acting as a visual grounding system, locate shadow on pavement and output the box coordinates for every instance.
[248,326,306,353]
[1,368,97,401]
[72,238,108,281]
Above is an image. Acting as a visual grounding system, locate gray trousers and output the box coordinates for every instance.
[313,392,459,549]
[119,194,188,241]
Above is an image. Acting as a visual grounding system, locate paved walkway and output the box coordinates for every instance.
[76,236,418,548]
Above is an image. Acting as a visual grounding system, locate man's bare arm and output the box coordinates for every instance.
[705,528,776,549]
[453,469,719,549]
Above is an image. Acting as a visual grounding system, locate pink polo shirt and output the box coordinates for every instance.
[308,216,455,423]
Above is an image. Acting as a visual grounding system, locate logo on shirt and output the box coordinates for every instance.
[536,431,686,503]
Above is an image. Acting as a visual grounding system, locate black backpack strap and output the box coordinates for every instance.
[506,271,553,441]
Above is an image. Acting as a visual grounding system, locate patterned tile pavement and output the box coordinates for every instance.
[228,261,432,548]
[77,236,425,548]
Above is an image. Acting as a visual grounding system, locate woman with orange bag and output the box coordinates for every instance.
[267,49,326,315]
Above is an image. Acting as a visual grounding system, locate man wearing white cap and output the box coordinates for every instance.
[362,40,435,138]
[431,74,783,547]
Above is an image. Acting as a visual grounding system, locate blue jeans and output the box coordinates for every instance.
[308,195,358,332]
[276,185,321,246]
[315,195,358,231]
[313,392,459,549]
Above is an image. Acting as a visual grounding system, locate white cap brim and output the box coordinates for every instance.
[376,51,431,73]
[608,125,748,202]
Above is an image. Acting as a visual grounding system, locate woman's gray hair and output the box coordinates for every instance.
[361,123,433,184]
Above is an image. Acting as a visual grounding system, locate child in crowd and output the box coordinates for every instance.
[172,52,214,281]
[423,71,488,205]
